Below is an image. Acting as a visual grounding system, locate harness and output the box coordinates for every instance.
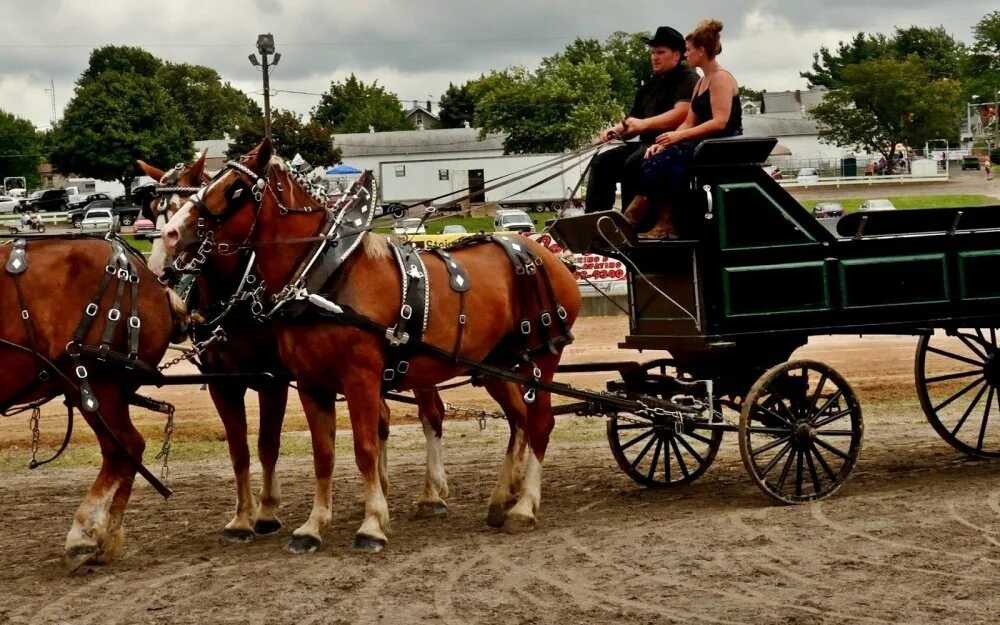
[1,234,172,497]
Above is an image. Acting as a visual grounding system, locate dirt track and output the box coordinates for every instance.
[2,316,1000,624]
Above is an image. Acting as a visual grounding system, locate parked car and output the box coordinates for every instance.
[69,192,113,211]
[20,188,69,212]
[494,209,536,234]
[132,217,156,234]
[441,224,468,235]
[68,201,141,227]
[859,199,896,211]
[392,218,427,236]
[80,207,120,233]
[962,156,981,171]
[0,195,19,214]
[795,167,820,184]
[812,202,844,218]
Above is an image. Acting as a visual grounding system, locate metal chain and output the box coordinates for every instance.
[29,406,41,466]
[157,326,227,371]
[442,402,507,431]
[154,404,175,482]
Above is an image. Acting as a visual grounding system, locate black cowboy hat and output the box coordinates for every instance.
[642,26,685,51]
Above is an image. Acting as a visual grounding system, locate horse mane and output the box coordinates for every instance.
[363,233,390,260]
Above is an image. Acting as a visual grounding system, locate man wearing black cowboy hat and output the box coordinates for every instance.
[585,26,699,214]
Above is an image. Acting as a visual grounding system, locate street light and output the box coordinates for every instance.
[249,33,280,141]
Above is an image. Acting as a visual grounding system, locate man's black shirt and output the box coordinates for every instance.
[629,65,700,144]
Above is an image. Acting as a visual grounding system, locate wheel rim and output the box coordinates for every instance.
[739,360,863,504]
[916,329,1000,457]
[607,405,723,488]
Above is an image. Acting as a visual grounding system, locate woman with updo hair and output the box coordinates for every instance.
[624,19,743,238]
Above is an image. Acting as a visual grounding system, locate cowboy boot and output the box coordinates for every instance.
[623,195,651,228]
[638,201,678,239]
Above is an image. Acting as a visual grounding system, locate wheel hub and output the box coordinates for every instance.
[793,421,817,445]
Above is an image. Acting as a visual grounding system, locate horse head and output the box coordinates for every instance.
[139,150,210,275]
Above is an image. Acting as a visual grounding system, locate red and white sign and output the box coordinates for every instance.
[530,233,628,297]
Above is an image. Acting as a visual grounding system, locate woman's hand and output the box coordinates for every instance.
[644,144,664,159]
[655,131,682,147]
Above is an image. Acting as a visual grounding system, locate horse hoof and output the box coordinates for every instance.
[353,535,387,553]
[415,501,448,518]
[64,544,100,572]
[253,519,283,536]
[221,528,255,544]
[486,503,510,528]
[286,535,321,555]
[502,512,537,534]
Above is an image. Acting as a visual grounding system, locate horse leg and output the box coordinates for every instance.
[254,383,288,536]
[65,383,144,569]
[378,398,390,497]
[208,383,256,543]
[413,388,449,518]
[503,355,560,534]
[287,390,335,554]
[346,376,390,552]
[482,379,529,528]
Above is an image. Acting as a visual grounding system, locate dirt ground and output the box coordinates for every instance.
[2,316,1000,625]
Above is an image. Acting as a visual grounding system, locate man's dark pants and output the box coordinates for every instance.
[584,142,646,213]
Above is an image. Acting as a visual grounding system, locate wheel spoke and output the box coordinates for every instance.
[933,377,986,413]
[675,433,705,465]
[977,386,995,452]
[950,382,988,437]
[813,389,845,421]
[818,430,857,436]
[615,423,653,430]
[808,373,829,414]
[926,345,985,368]
[685,430,715,445]
[620,429,655,451]
[957,332,989,361]
[925,369,983,384]
[747,426,793,436]
[814,437,851,461]
[795,450,805,498]
[776,449,797,491]
[629,434,659,470]
[811,443,838,481]
[804,447,822,494]
[813,408,853,429]
[751,435,793,457]
[664,434,671,482]
[646,439,663,481]
[766,384,797,422]
[754,403,794,428]
[759,441,793,477]
[670,437,689,478]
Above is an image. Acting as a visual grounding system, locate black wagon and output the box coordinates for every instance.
[551,137,1000,504]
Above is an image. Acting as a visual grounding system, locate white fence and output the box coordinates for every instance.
[779,173,949,189]
[0,211,70,227]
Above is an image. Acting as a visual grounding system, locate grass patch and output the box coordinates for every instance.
[375,212,557,235]
[121,235,152,253]
[799,194,997,213]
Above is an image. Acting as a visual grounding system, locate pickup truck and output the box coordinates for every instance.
[67,201,142,228]
[79,207,120,233]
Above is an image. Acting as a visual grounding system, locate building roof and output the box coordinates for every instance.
[333,127,506,157]
[743,114,819,137]
[404,106,439,122]
[193,138,231,159]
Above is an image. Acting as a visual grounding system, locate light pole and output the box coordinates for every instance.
[249,34,281,141]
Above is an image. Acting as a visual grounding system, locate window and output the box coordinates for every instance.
[395,165,406,177]
[438,169,449,181]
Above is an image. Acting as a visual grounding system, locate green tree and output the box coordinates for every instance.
[80,45,162,83]
[438,82,477,129]
[49,71,193,201]
[311,75,410,133]
[472,59,620,154]
[0,110,42,189]
[226,110,341,166]
[801,32,893,88]
[156,63,261,140]
[810,57,961,172]
[965,11,1000,108]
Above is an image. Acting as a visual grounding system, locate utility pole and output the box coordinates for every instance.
[44,79,57,127]
[248,34,281,141]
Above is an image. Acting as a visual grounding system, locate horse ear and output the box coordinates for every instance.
[188,149,208,182]
[253,138,273,174]
[137,160,166,182]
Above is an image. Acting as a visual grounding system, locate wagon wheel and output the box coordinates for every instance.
[916,329,1000,457]
[739,360,863,504]
[607,393,725,488]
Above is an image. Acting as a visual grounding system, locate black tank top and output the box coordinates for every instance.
[691,73,743,137]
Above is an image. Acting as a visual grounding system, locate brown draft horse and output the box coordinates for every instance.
[161,139,581,552]
[142,156,453,544]
[0,236,185,568]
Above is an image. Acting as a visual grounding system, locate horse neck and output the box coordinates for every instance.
[251,181,327,296]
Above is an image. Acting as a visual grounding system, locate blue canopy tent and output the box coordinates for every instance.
[326,164,362,175]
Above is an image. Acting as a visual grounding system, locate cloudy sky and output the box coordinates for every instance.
[0,0,995,130]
